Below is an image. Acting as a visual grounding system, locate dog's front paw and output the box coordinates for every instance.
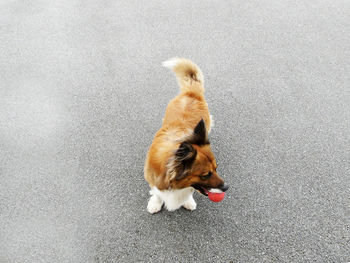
[147,195,163,214]
[183,196,197,211]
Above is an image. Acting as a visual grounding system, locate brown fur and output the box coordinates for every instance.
[144,58,225,192]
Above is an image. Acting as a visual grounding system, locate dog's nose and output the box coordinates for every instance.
[220,184,229,192]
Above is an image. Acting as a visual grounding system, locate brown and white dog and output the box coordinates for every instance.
[144,58,229,213]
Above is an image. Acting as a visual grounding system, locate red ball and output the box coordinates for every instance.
[207,191,225,202]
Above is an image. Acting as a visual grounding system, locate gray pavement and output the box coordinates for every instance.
[1,0,350,262]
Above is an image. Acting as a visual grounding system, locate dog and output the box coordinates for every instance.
[144,58,229,213]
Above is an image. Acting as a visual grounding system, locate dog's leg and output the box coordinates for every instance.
[208,115,214,134]
[147,188,164,214]
[183,194,197,211]
[147,194,163,214]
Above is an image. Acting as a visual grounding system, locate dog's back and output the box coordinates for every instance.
[162,58,211,136]
[144,58,211,190]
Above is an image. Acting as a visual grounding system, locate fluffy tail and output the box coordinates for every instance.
[162,58,204,94]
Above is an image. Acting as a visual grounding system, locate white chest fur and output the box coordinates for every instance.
[149,187,194,211]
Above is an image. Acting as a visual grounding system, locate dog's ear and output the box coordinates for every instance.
[174,142,197,180]
[187,119,209,145]
[194,119,207,141]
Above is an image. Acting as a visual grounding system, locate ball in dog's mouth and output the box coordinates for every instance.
[193,185,226,202]
[202,187,225,202]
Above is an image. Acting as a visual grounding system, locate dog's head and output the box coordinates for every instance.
[168,119,229,195]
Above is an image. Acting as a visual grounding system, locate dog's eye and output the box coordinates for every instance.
[200,172,212,180]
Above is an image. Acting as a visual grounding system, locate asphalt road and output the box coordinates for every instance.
[1,0,349,262]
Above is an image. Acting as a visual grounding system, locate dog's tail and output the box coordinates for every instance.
[162,58,204,94]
